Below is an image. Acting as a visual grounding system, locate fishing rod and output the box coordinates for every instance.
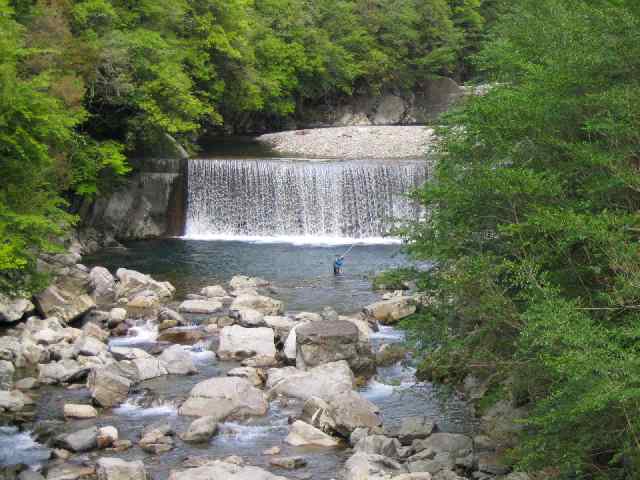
[341,244,355,258]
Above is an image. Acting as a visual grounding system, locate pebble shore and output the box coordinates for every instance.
[257,126,435,159]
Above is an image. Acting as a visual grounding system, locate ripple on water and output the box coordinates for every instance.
[109,320,159,347]
[113,396,178,417]
[0,427,50,467]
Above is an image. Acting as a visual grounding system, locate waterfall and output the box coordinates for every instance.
[184,159,428,244]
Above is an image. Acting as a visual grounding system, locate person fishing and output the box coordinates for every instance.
[333,244,354,275]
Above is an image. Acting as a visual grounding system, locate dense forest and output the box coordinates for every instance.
[0,0,500,294]
[400,0,640,478]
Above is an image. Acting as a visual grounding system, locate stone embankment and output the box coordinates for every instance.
[257,126,435,159]
[0,251,528,480]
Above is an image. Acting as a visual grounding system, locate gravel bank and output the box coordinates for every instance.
[257,125,434,159]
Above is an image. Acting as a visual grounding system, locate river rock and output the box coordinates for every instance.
[393,416,437,445]
[178,300,223,314]
[0,294,34,323]
[0,360,15,388]
[354,434,403,458]
[39,360,90,384]
[269,457,307,470]
[179,376,268,419]
[47,464,96,480]
[0,336,23,363]
[229,275,270,290]
[82,322,110,342]
[159,345,197,375]
[89,267,117,304]
[0,389,31,411]
[116,268,175,299]
[109,308,127,325]
[181,416,218,443]
[201,285,228,298]
[64,403,98,419]
[132,357,168,380]
[110,347,151,361]
[285,420,340,447]
[342,452,406,480]
[97,458,147,480]
[139,426,174,454]
[35,284,96,324]
[217,325,276,360]
[364,297,416,324]
[159,307,184,324]
[266,361,354,401]
[321,306,339,322]
[73,335,107,357]
[302,391,382,436]
[295,320,374,375]
[233,308,265,327]
[408,433,473,474]
[157,328,205,345]
[227,366,265,386]
[168,461,289,480]
[97,426,119,448]
[56,426,98,452]
[88,368,131,407]
[294,312,323,322]
[264,316,296,341]
[230,294,283,315]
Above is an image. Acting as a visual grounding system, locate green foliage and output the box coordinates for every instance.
[404,0,640,477]
[372,266,419,290]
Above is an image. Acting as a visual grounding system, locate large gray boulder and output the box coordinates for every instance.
[408,433,474,474]
[89,267,117,305]
[0,389,31,412]
[217,325,276,360]
[296,320,375,375]
[181,416,218,443]
[38,360,90,384]
[302,391,382,437]
[35,284,95,324]
[132,357,168,381]
[233,308,265,327]
[341,452,406,480]
[201,285,228,298]
[229,276,270,290]
[285,420,340,447]
[88,368,131,407]
[266,361,354,401]
[392,416,437,445]
[230,294,283,315]
[97,457,147,480]
[178,300,223,314]
[159,345,197,375]
[179,376,268,419]
[168,461,289,480]
[56,426,98,452]
[115,268,175,300]
[0,294,34,323]
[364,297,416,325]
[73,335,107,357]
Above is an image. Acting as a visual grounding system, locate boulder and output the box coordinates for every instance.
[115,268,175,300]
[364,297,416,325]
[230,294,283,316]
[0,360,15,388]
[0,389,31,411]
[47,464,96,480]
[0,294,34,323]
[181,416,218,443]
[39,360,90,384]
[88,369,131,407]
[139,426,174,454]
[264,316,296,341]
[283,325,299,362]
[201,285,228,298]
[393,416,437,445]
[35,284,96,324]
[321,306,339,322]
[110,347,151,361]
[178,300,223,314]
[167,462,289,480]
[73,335,107,357]
[82,322,110,342]
[294,312,322,322]
[229,276,270,290]
[268,457,307,470]
[89,267,117,304]
[96,458,147,480]
[157,328,205,345]
[56,426,98,452]
[266,361,354,401]
[217,326,276,360]
[109,308,127,325]
[132,357,168,381]
[64,404,98,419]
[159,345,197,375]
[354,434,403,459]
[227,366,265,386]
[0,336,23,363]
[372,94,407,125]
[285,420,340,447]
[408,433,473,474]
[233,308,265,327]
[127,292,160,309]
[179,376,268,419]
[342,452,406,480]
[159,307,184,324]
[296,320,375,375]
[97,426,118,448]
[302,391,382,437]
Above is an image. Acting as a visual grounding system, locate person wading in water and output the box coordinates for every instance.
[333,255,344,275]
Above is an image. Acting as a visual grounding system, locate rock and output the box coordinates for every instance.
[73,335,107,357]
[110,347,151,361]
[159,345,197,375]
[321,306,339,322]
[229,276,270,290]
[96,426,118,448]
[168,462,288,480]
[0,360,15,388]
[294,312,322,322]
[476,453,511,475]
[64,404,98,419]
[46,463,96,480]
[269,457,307,470]
[201,285,228,298]
[364,297,416,325]
[263,446,281,455]
[19,472,45,480]
[409,433,473,474]
[56,426,98,452]
[139,427,174,454]
[89,267,117,304]
[227,366,265,386]
[82,322,110,342]
[35,284,96,324]
[342,452,406,480]
[87,369,131,407]
[264,316,296,341]
[0,389,30,411]
[179,376,268,419]
[372,94,406,125]
[115,268,175,300]
[230,294,283,316]
[178,300,223,314]
[395,416,437,445]
[15,377,38,390]
[241,355,278,368]
[160,319,179,331]
[295,320,374,375]
[39,360,90,384]
[266,361,354,401]
[127,292,160,309]
[355,434,403,458]
[157,328,205,345]
[285,420,340,447]
[0,294,34,323]
[181,416,218,443]
[233,308,265,327]
[0,336,23,363]
[132,357,168,380]
[302,390,382,437]
[109,308,127,325]
[217,325,276,360]
[96,458,147,480]
[393,475,432,480]
[159,307,184,324]
[283,325,299,362]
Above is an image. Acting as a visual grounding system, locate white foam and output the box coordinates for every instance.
[113,400,177,417]
[361,380,396,400]
[371,326,406,341]
[217,422,286,442]
[179,233,402,246]
[186,343,216,362]
[0,427,49,466]
[109,320,158,346]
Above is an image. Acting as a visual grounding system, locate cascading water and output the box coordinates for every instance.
[184,158,428,243]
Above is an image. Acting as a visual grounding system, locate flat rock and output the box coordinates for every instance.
[64,404,98,419]
[159,345,197,375]
[364,297,416,325]
[88,369,131,407]
[56,426,98,452]
[266,360,354,401]
[218,325,276,360]
[285,420,340,447]
[96,457,147,480]
[230,294,283,316]
[0,294,34,323]
[168,461,289,480]
[178,300,223,314]
[181,416,218,443]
